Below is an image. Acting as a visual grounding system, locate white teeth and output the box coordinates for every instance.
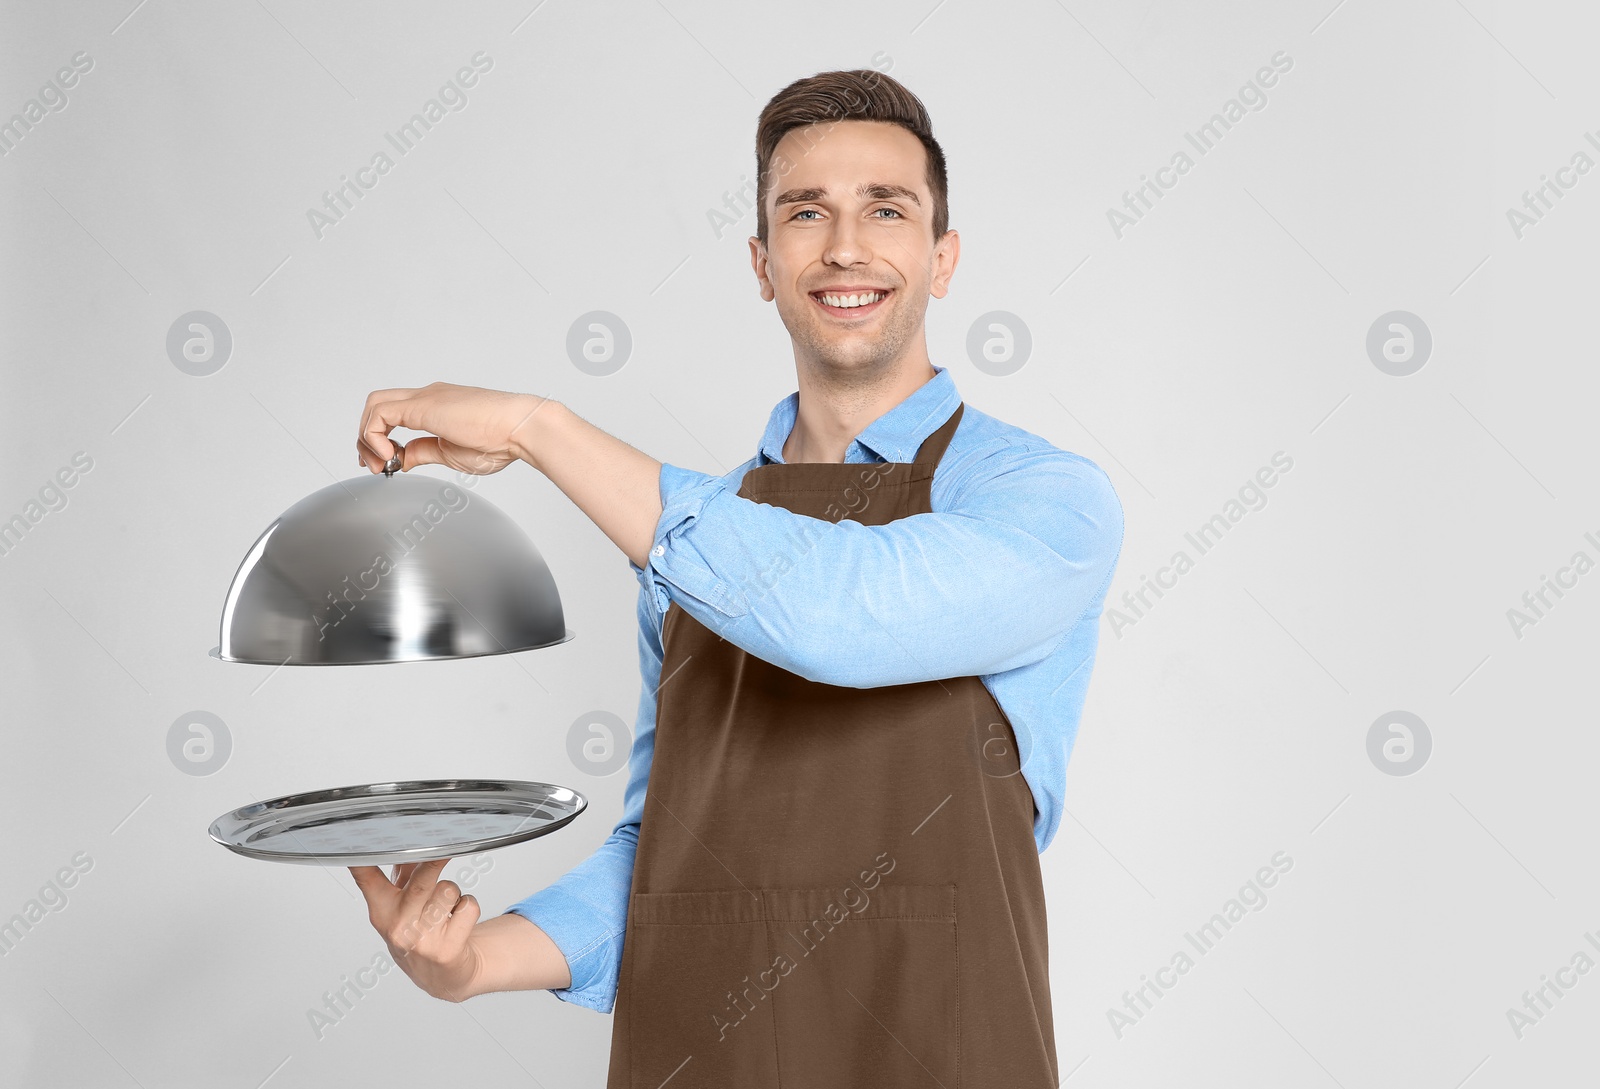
[820,292,884,308]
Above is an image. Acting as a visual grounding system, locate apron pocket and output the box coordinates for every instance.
[625,888,783,1088]
[763,883,959,1087]
[625,884,959,1088]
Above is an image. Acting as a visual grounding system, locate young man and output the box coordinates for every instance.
[349,69,1123,1086]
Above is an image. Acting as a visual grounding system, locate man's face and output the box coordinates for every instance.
[750,120,958,378]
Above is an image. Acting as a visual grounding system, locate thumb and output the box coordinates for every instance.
[404,435,506,476]
[392,435,442,470]
[393,431,473,470]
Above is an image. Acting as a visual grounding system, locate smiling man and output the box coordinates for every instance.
[347,69,1124,1087]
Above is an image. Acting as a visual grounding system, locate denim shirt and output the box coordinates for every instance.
[505,364,1125,1012]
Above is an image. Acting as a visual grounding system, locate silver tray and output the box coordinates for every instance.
[209,779,586,866]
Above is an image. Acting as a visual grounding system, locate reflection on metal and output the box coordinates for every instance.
[215,472,572,665]
[209,779,587,866]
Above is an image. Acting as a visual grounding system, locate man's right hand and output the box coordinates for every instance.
[350,859,484,1002]
[355,382,553,477]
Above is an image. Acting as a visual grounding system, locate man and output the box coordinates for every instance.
[348,68,1123,1086]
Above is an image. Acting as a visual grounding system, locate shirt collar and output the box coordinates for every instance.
[757,365,962,466]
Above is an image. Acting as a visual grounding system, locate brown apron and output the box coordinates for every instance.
[607,402,1058,1088]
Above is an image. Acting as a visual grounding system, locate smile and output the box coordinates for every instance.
[811,289,891,318]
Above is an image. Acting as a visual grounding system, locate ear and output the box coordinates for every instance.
[929,228,960,300]
[749,236,776,302]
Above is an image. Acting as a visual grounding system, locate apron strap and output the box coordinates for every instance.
[913,401,964,468]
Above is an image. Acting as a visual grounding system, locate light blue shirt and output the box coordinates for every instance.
[505,364,1125,1012]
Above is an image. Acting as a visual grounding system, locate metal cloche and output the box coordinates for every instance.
[214,465,573,665]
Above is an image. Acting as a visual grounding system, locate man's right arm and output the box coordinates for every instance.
[496,574,664,1012]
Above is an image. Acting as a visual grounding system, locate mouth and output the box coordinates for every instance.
[810,288,892,319]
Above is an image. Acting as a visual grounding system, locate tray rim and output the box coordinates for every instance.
[208,777,587,867]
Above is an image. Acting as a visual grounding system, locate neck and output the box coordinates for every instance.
[782,358,937,464]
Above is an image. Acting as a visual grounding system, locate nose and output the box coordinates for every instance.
[822,215,872,268]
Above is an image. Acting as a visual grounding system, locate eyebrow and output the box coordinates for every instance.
[774,182,922,209]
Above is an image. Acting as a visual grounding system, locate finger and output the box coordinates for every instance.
[348,866,394,900]
[358,396,417,463]
[419,879,464,932]
[444,893,481,946]
[397,857,451,912]
[400,857,450,890]
[357,437,400,474]
[358,388,418,453]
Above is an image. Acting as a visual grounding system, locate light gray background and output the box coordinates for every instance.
[2,0,1594,1085]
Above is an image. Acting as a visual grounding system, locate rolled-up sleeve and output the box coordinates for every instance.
[635,462,745,621]
[502,579,663,1013]
[502,835,633,1011]
[638,449,1124,688]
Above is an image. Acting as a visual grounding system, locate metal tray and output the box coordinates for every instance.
[209,778,586,866]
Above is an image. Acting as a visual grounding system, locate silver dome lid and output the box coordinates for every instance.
[214,470,573,665]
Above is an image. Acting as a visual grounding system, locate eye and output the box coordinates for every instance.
[872,207,903,219]
[790,208,821,220]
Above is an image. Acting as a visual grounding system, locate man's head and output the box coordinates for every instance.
[749,69,958,379]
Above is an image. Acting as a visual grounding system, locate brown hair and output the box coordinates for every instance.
[754,68,949,248]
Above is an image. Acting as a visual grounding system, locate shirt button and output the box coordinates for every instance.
[652,544,665,558]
